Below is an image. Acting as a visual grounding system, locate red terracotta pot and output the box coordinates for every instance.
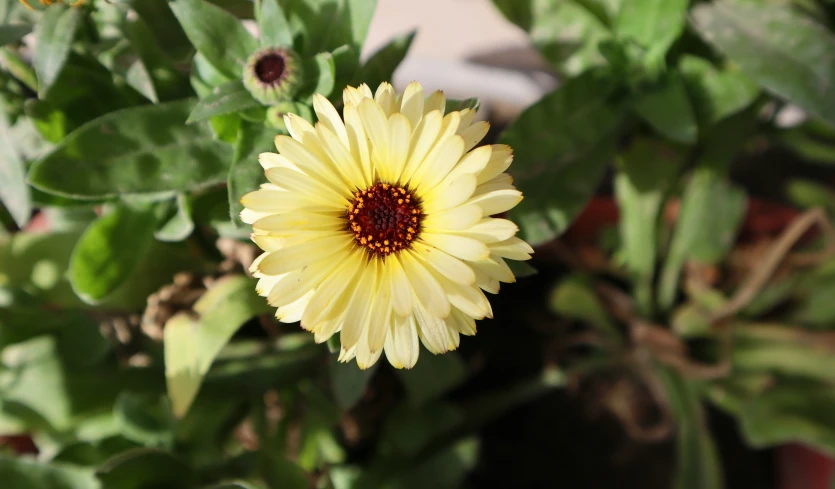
[777,444,835,489]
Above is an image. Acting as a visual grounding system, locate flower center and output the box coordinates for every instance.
[255,53,286,85]
[347,183,422,256]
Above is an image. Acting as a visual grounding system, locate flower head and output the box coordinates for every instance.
[242,81,533,369]
[243,47,303,105]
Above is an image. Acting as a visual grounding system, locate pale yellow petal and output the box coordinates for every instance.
[449,308,477,335]
[447,145,492,182]
[468,189,523,216]
[455,218,519,243]
[313,93,349,147]
[413,135,465,194]
[344,104,373,187]
[265,167,349,207]
[458,121,489,151]
[257,235,352,276]
[240,208,273,225]
[422,204,483,231]
[474,173,515,196]
[259,152,295,171]
[340,260,379,351]
[413,242,476,285]
[266,254,342,307]
[384,314,419,369]
[388,255,414,316]
[399,81,425,129]
[489,237,534,261]
[252,211,344,234]
[375,82,397,116]
[477,144,513,185]
[413,302,454,354]
[424,90,446,114]
[421,233,490,262]
[315,122,365,190]
[422,173,477,214]
[400,251,451,319]
[387,113,412,183]
[240,188,297,213]
[301,253,364,327]
[470,256,516,283]
[273,136,350,194]
[275,290,314,323]
[399,110,443,184]
[357,98,391,180]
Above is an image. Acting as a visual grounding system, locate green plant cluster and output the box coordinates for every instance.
[492,0,835,486]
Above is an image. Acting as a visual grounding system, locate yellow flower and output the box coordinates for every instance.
[242,81,533,369]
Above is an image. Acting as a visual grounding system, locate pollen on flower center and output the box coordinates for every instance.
[255,53,286,85]
[347,183,422,256]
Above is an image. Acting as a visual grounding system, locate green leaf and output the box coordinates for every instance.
[187,80,260,123]
[732,326,835,382]
[96,449,194,489]
[445,98,480,113]
[615,0,688,57]
[502,69,625,245]
[164,275,271,417]
[125,60,158,103]
[122,15,194,103]
[709,379,835,455]
[0,23,30,47]
[28,99,234,200]
[0,113,30,227]
[228,122,275,227]
[69,204,157,304]
[691,0,835,126]
[0,455,101,489]
[330,355,378,410]
[170,0,258,78]
[658,368,724,489]
[507,260,537,278]
[122,0,193,62]
[298,50,336,100]
[354,31,416,90]
[615,139,682,278]
[787,179,835,215]
[396,352,467,407]
[679,55,759,126]
[492,0,610,75]
[632,72,698,144]
[113,392,176,448]
[258,0,293,48]
[155,193,194,242]
[261,454,308,489]
[550,275,621,339]
[658,166,747,311]
[285,0,378,55]
[33,5,84,97]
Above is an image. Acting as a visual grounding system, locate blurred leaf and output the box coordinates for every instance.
[96,448,195,489]
[691,0,835,126]
[164,275,271,417]
[170,0,258,78]
[69,204,156,304]
[330,355,378,410]
[778,126,835,165]
[0,113,30,227]
[187,80,260,123]
[121,0,193,62]
[679,55,759,126]
[125,60,158,103]
[155,193,195,242]
[732,326,835,382]
[379,402,465,457]
[258,0,293,48]
[285,0,378,55]
[615,0,687,58]
[507,260,537,278]
[659,167,747,311]
[658,368,724,489]
[709,380,835,455]
[0,23,30,47]
[787,179,835,215]
[394,437,479,489]
[228,122,275,227]
[0,455,100,489]
[632,72,698,144]
[122,15,194,102]
[113,392,176,448]
[492,0,610,75]
[354,31,415,90]
[445,98,480,113]
[261,454,308,489]
[502,69,625,245]
[298,50,336,100]
[28,99,234,200]
[396,351,467,407]
[615,139,682,279]
[33,4,83,97]
[550,275,620,339]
